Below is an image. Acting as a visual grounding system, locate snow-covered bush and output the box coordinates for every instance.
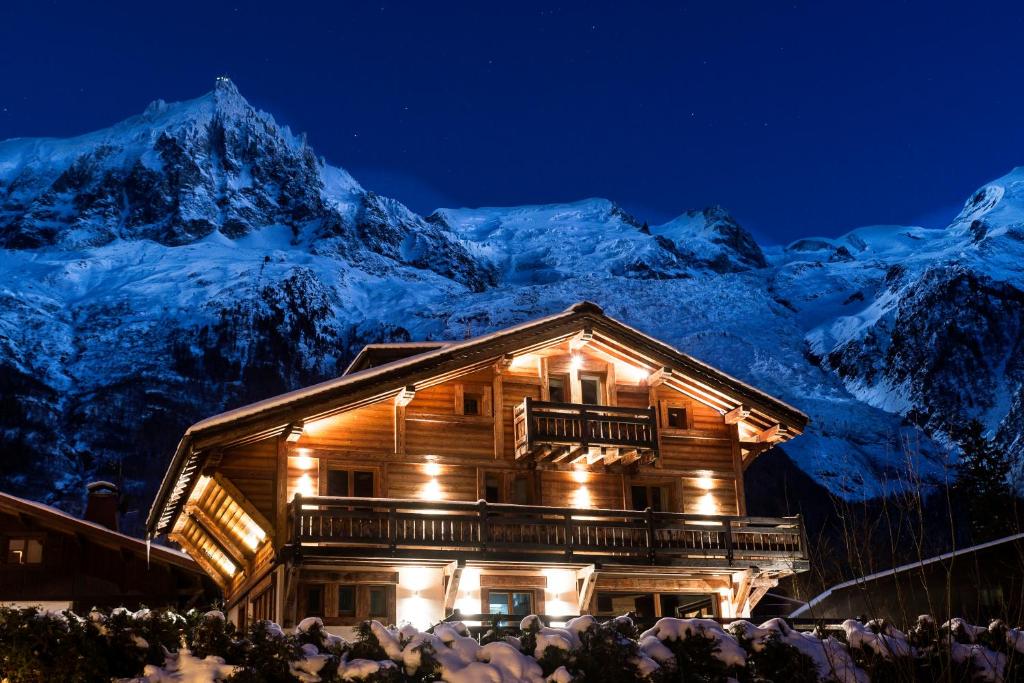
[3,606,1024,682]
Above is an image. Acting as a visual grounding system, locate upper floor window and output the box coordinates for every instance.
[666,406,688,429]
[463,392,482,416]
[548,376,567,403]
[486,589,534,615]
[326,469,375,498]
[580,374,603,405]
[631,484,669,512]
[6,538,43,565]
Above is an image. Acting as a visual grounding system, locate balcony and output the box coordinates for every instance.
[513,397,658,465]
[288,496,808,571]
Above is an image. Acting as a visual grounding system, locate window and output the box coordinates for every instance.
[305,585,324,617]
[666,407,688,429]
[463,393,482,416]
[548,376,567,403]
[6,538,42,565]
[368,587,387,618]
[580,375,603,405]
[326,469,375,497]
[338,586,356,616]
[484,473,502,503]
[511,474,533,505]
[631,485,667,512]
[487,590,534,615]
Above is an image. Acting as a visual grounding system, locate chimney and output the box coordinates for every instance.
[84,481,120,531]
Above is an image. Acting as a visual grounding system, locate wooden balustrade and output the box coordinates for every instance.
[289,496,807,568]
[513,398,659,464]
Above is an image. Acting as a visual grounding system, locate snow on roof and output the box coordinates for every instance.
[790,531,1024,618]
[342,341,452,376]
[0,491,196,568]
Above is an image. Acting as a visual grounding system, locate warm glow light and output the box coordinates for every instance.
[570,354,582,371]
[571,469,589,484]
[294,454,315,470]
[697,493,718,515]
[623,364,650,382]
[296,473,315,498]
[424,462,442,477]
[207,548,236,576]
[570,486,592,509]
[510,353,538,370]
[696,472,714,491]
[544,568,576,595]
[421,478,443,501]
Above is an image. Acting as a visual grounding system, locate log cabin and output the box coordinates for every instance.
[1,483,216,611]
[147,302,810,633]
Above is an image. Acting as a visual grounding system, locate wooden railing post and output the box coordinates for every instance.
[563,511,574,560]
[580,406,589,449]
[478,499,489,554]
[724,519,734,566]
[293,494,302,544]
[645,507,657,565]
[388,500,398,556]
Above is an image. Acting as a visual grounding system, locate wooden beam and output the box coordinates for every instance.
[186,504,251,570]
[730,424,746,516]
[577,565,598,613]
[212,473,274,537]
[753,424,786,443]
[394,402,407,456]
[285,422,304,443]
[723,405,750,424]
[647,367,672,387]
[394,385,416,407]
[170,532,228,589]
[569,328,594,352]
[492,373,504,460]
[275,436,288,551]
[443,560,465,614]
[495,353,514,373]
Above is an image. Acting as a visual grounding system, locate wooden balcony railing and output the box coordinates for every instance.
[513,397,658,464]
[288,496,808,570]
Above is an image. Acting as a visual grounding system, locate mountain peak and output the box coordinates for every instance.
[652,206,767,272]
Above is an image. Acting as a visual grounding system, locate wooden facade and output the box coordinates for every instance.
[0,492,216,611]
[147,302,810,633]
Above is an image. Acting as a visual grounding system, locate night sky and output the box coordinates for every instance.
[2,1,1023,244]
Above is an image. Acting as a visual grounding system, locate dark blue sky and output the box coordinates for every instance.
[2,1,1023,243]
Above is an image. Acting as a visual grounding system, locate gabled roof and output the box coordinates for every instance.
[0,491,200,573]
[148,301,809,535]
[344,341,451,375]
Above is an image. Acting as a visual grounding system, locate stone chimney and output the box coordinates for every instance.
[84,481,120,531]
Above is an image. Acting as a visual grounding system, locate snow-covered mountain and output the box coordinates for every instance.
[2,80,1021,519]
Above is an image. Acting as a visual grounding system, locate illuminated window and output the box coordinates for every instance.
[6,538,43,565]
[487,590,534,615]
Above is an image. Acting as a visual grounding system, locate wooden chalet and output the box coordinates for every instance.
[1,484,216,612]
[147,302,810,633]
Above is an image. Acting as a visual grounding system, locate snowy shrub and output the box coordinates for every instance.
[5,606,1024,682]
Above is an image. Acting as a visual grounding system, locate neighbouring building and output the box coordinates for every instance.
[790,532,1024,626]
[1,482,217,611]
[147,302,810,633]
